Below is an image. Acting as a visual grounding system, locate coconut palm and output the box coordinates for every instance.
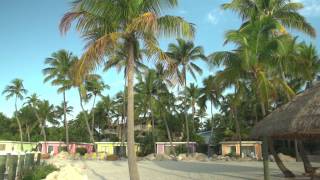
[2,78,28,150]
[43,49,76,150]
[166,38,206,157]
[185,83,201,133]
[85,75,110,134]
[25,93,47,145]
[60,1,194,178]
[222,0,316,37]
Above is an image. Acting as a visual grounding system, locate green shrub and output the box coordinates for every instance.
[76,147,87,156]
[23,164,58,180]
[176,144,187,155]
[58,146,67,152]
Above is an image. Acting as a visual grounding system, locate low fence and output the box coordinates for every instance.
[0,152,40,180]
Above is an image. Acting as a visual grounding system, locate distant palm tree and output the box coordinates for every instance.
[2,78,28,150]
[85,75,109,134]
[60,1,194,178]
[185,83,201,133]
[167,38,206,157]
[26,93,47,145]
[43,49,76,150]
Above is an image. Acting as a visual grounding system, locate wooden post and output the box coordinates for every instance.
[16,154,25,179]
[7,154,18,180]
[36,153,41,165]
[25,153,34,170]
[0,155,7,180]
[262,136,270,180]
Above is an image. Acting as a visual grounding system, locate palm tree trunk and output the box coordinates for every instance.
[120,80,127,158]
[269,138,295,177]
[15,96,24,151]
[192,102,195,134]
[161,110,176,158]
[91,94,97,134]
[208,101,214,157]
[127,40,140,180]
[183,70,190,157]
[297,141,312,174]
[149,101,156,156]
[233,107,242,158]
[78,90,95,143]
[26,125,31,142]
[63,91,69,152]
[34,109,47,151]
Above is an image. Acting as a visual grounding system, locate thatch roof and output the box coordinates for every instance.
[251,83,320,139]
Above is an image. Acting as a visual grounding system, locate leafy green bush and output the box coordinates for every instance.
[23,164,58,180]
[58,146,67,152]
[176,144,187,155]
[76,147,87,156]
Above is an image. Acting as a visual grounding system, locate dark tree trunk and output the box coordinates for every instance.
[79,90,95,143]
[298,141,313,174]
[269,138,295,177]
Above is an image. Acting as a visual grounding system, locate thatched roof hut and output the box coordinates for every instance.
[251,83,320,139]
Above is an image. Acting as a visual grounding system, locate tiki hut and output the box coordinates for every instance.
[251,82,320,178]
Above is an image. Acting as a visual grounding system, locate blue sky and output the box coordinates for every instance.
[0,0,319,118]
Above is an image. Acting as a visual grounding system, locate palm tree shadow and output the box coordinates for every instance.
[147,161,268,180]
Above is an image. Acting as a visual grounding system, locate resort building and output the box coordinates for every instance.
[95,142,140,156]
[156,142,197,155]
[220,141,262,160]
[0,141,37,152]
[38,141,94,155]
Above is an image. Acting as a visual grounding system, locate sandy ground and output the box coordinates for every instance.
[63,159,319,180]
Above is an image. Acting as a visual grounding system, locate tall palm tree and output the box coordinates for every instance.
[2,78,28,150]
[25,93,47,146]
[166,38,206,157]
[43,49,76,151]
[60,1,194,178]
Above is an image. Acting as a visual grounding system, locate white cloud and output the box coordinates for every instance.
[206,8,224,25]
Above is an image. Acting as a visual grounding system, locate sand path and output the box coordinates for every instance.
[67,160,318,180]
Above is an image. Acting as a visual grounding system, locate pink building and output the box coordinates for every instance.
[156,142,197,154]
[38,141,94,155]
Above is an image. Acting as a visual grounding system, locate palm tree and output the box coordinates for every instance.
[43,49,76,151]
[222,0,316,37]
[198,76,222,156]
[2,78,27,150]
[185,83,201,133]
[60,1,194,178]
[25,93,47,146]
[85,75,109,134]
[166,38,206,157]
[54,102,73,140]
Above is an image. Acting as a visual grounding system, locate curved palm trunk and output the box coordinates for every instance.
[63,91,69,152]
[161,110,176,158]
[183,71,190,157]
[297,141,312,174]
[78,90,95,143]
[127,40,140,180]
[15,96,24,151]
[33,108,47,152]
[269,138,295,177]
[91,94,97,134]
